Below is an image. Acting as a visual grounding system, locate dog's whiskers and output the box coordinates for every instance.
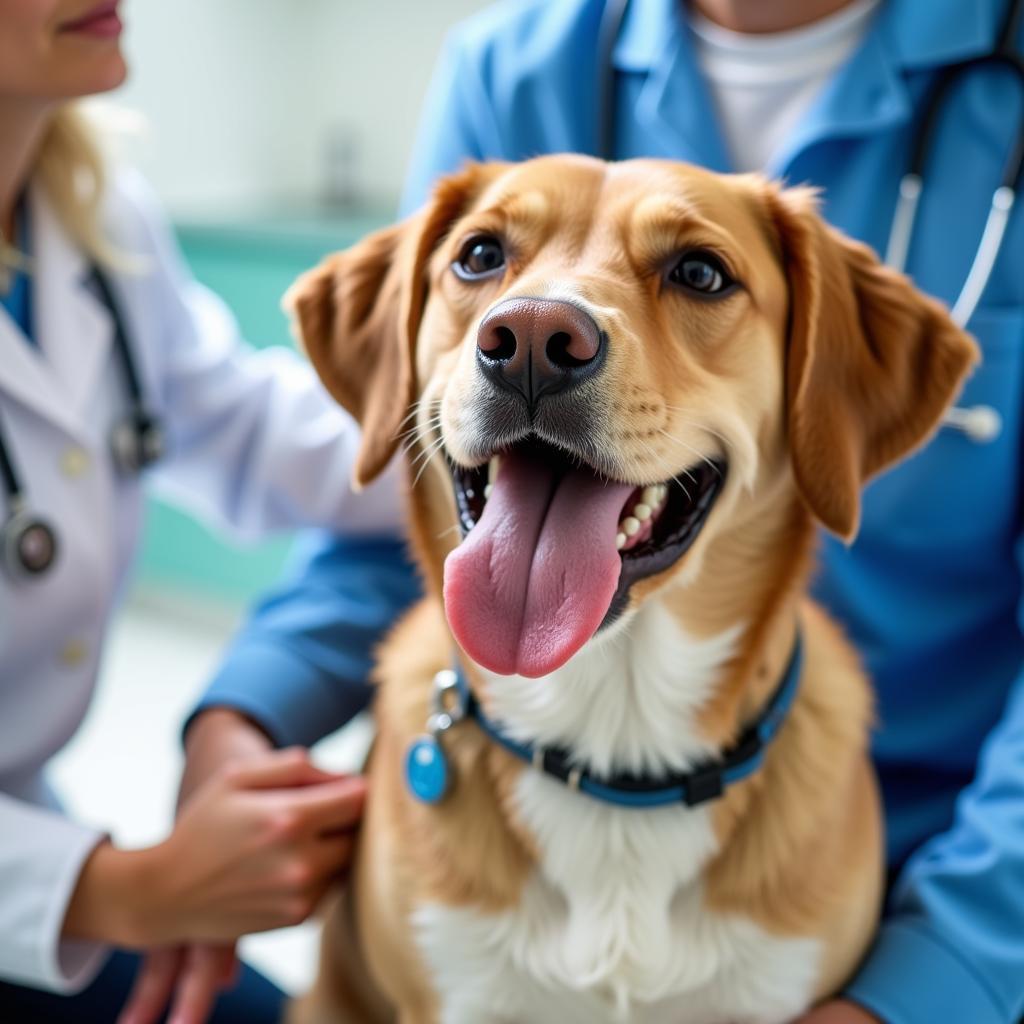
[397,399,443,451]
[396,413,441,439]
[410,433,448,489]
[399,415,443,456]
[661,407,733,453]
[634,436,693,500]
[408,428,444,467]
[655,427,723,480]
[393,400,431,437]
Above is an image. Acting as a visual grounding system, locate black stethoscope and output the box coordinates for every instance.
[597,0,1024,443]
[0,266,165,580]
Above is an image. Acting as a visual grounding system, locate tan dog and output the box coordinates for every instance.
[288,156,977,1024]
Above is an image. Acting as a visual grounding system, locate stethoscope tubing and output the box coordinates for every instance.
[0,408,20,500]
[886,33,1024,329]
[0,265,163,579]
[883,0,1023,443]
[888,178,1017,330]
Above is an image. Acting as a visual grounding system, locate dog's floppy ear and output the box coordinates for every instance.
[285,163,502,488]
[766,186,979,541]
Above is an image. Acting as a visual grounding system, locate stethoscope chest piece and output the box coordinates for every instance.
[2,502,58,579]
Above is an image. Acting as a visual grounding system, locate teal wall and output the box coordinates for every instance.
[136,211,388,604]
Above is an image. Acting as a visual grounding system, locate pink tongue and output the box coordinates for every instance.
[443,450,634,677]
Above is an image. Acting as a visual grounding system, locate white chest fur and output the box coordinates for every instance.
[414,605,821,1023]
[415,788,820,1023]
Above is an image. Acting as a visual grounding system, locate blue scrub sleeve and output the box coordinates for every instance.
[845,530,1024,1024]
[189,532,421,748]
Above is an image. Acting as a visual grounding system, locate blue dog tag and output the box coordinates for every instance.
[405,735,451,804]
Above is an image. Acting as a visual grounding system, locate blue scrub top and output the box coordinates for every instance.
[200,2,1024,1021]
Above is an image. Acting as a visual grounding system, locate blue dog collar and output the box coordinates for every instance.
[406,630,803,809]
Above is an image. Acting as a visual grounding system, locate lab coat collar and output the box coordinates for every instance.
[0,183,114,438]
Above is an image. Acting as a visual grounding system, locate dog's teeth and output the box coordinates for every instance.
[484,484,493,499]
[641,486,660,507]
[634,502,652,521]
[615,532,626,550]
[657,484,668,502]
[622,516,641,536]
[488,458,499,485]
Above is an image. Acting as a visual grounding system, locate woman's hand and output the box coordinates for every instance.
[65,745,365,946]
[176,707,277,809]
[151,747,364,942]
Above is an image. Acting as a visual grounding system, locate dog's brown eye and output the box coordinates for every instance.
[454,237,505,280]
[668,251,735,296]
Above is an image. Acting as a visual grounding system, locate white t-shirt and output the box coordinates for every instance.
[688,0,882,172]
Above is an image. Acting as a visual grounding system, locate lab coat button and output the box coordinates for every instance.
[60,447,90,479]
[59,640,88,668]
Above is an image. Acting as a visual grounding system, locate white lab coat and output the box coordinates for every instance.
[0,171,399,992]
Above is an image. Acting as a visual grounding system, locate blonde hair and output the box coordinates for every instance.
[0,102,120,288]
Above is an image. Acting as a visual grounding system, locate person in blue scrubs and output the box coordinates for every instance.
[186,1,1024,1022]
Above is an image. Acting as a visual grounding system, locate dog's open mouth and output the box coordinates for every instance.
[443,437,727,678]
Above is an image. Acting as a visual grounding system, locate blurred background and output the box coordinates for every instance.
[49,0,485,994]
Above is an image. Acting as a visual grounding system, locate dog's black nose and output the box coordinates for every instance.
[476,297,605,408]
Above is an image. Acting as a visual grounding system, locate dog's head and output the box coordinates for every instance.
[290,157,977,678]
